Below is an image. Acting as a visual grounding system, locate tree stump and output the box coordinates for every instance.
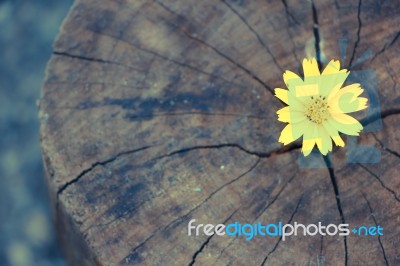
[39,0,400,265]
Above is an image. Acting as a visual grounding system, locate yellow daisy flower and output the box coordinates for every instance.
[275,58,368,156]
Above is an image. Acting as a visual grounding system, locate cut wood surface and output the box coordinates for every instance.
[39,0,400,265]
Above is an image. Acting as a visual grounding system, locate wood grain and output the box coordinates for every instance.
[39,0,400,265]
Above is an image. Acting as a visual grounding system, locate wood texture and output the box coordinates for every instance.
[39,0,400,265]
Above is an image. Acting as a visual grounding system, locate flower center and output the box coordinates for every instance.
[305,95,330,124]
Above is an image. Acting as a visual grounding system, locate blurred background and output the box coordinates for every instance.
[0,0,72,265]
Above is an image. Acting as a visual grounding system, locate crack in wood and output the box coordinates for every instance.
[221,0,283,72]
[121,233,156,265]
[45,80,147,90]
[194,158,260,209]
[138,54,157,88]
[156,158,261,234]
[281,0,300,26]
[119,159,259,264]
[53,51,145,73]
[86,28,239,87]
[85,158,260,233]
[58,141,300,216]
[153,0,274,92]
[311,0,322,69]
[371,30,400,62]
[186,38,274,96]
[348,0,362,68]
[358,164,400,203]
[259,194,303,266]
[153,142,301,162]
[384,58,398,94]
[56,145,157,196]
[361,107,400,127]
[188,208,240,266]
[280,0,301,66]
[319,235,324,257]
[371,133,400,159]
[333,0,340,10]
[383,30,400,51]
[125,111,269,120]
[83,197,151,234]
[161,158,260,227]
[253,174,296,221]
[215,173,297,263]
[323,155,348,266]
[153,0,275,95]
[188,234,213,266]
[362,193,389,266]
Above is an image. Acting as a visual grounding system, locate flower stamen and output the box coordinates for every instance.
[305,95,330,124]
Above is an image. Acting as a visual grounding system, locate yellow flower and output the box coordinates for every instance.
[275,58,368,156]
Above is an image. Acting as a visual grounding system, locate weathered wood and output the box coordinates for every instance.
[39,0,400,265]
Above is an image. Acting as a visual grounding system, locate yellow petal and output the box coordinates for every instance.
[290,91,308,108]
[329,83,368,113]
[283,70,304,92]
[274,88,289,104]
[322,59,347,75]
[316,60,350,98]
[274,88,305,112]
[277,107,306,123]
[322,120,345,147]
[319,70,349,98]
[303,58,320,78]
[357,97,368,111]
[294,83,319,97]
[332,135,345,147]
[328,113,363,136]
[315,126,332,155]
[278,123,304,145]
[302,121,316,156]
[327,83,345,102]
[324,128,333,153]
